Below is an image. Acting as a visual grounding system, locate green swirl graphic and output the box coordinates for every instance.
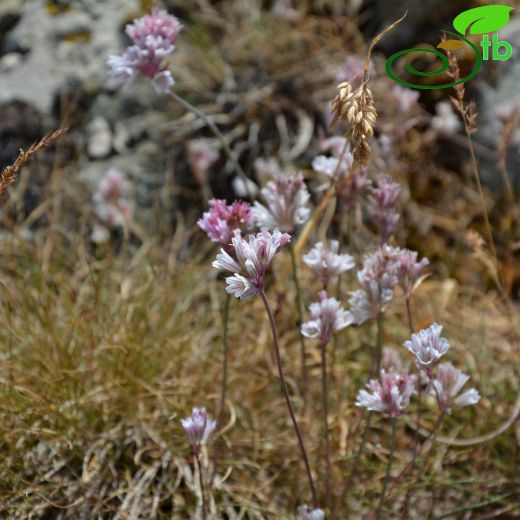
[385,31,482,90]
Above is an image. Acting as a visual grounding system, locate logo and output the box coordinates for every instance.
[385,5,514,89]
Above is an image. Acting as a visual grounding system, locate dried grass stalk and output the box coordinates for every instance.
[0,127,68,197]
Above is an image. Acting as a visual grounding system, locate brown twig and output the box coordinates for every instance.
[0,128,68,197]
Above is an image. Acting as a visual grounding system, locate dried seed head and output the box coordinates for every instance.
[331,81,377,168]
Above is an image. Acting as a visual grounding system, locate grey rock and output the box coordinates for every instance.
[0,0,135,114]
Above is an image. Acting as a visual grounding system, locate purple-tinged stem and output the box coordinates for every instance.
[195,455,207,520]
[320,340,332,509]
[289,242,309,407]
[218,292,231,425]
[259,289,318,508]
[377,417,397,519]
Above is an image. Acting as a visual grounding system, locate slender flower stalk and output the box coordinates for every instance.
[260,289,318,508]
[377,418,397,518]
[301,291,351,504]
[289,242,309,406]
[181,408,217,519]
[218,293,231,424]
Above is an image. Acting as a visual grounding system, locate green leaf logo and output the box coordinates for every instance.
[453,5,513,35]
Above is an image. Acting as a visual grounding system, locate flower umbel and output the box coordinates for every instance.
[356,370,416,417]
[107,8,182,94]
[301,291,352,345]
[212,229,290,299]
[251,172,310,232]
[403,323,449,374]
[432,362,480,413]
[198,199,252,251]
[303,240,355,287]
[369,174,401,243]
[181,407,217,456]
[93,168,133,227]
[348,246,400,325]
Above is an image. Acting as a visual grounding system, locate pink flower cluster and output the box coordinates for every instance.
[198,199,252,252]
[93,168,133,227]
[181,407,217,456]
[187,139,219,187]
[107,9,182,94]
[303,240,355,288]
[369,174,401,243]
[356,370,417,417]
[251,172,310,232]
[301,290,352,345]
[213,229,290,299]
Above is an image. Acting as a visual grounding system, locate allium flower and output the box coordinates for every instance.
[181,407,217,456]
[403,323,449,374]
[107,8,182,94]
[382,347,407,373]
[369,174,401,243]
[338,168,369,210]
[303,240,355,287]
[93,168,133,227]
[298,505,325,520]
[356,370,416,417]
[393,85,420,114]
[251,172,310,232]
[431,101,461,135]
[431,362,480,413]
[312,152,353,183]
[213,229,290,299]
[198,199,252,252]
[348,246,400,325]
[391,248,429,298]
[301,291,353,344]
[187,139,219,186]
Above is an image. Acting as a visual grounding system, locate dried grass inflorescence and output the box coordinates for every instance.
[331,81,377,168]
[0,128,67,197]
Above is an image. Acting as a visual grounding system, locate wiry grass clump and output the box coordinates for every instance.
[0,229,519,518]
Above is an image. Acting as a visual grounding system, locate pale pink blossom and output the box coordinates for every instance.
[93,168,133,227]
[312,152,353,183]
[187,139,219,186]
[391,248,429,298]
[303,240,355,287]
[181,407,217,456]
[348,246,400,325]
[253,157,282,183]
[356,370,416,417]
[107,8,182,94]
[298,505,325,520]
[251,172,310,232]
[369,174,401,243]
[431,363,480,413]
[403,323,449,374]
[393,85,420,114]
[382,347,407,373]
[338,168,369,210]
[197,199,252,251]
[431,101,461,135]
[212,229,290,299]
[301,291,353,344]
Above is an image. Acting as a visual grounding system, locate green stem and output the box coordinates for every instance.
[259,289,318,508]
[218,292,231,425]
[289,242,308,405]
[166,90,255,200]
[377,418,397,518]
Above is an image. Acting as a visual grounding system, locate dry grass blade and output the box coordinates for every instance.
[0,127,68,197]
